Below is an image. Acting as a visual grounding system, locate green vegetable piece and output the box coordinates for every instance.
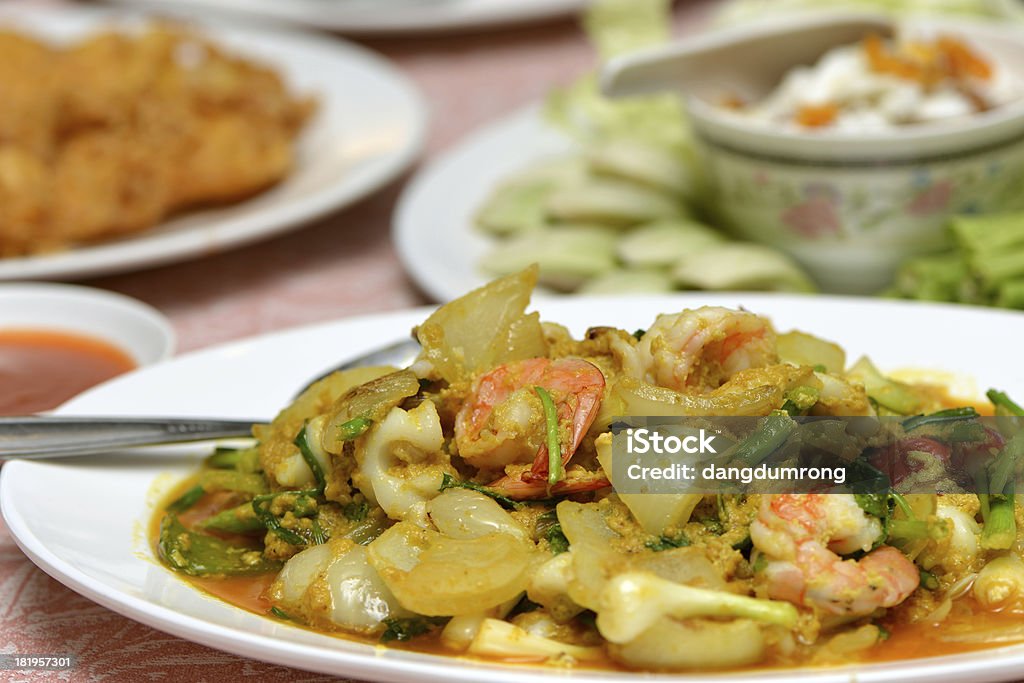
[890,252,969,304]
[294,425,327,492]
[577,268,674,295]
[201,504,264,535]
[480,227,618,292]
[988,389,1024,416]
[545,179,682,227]
[535,385,563,487]
[902,407,979,432]
[474,158,587,237]
[344,501,370,522]
[587,139,694,197]
[981,492,1016,550]
[781,386,820,416]
[438,473,520,510]
[673,243,815,293]
[846,357,925,415]
[645,534,690,552]
[583,0,672,60]
[166,485,205,513]
[251,494,311,547]
[335,416,373,442]
[158,515,279,577]
[919,570,940,591]
[730,413,796,467]
[536,510,570,554]
[854,493,889,520]
[205,447,243,469]
[380,617,448,643]
[616,219,722,268]
[269,606,295,621]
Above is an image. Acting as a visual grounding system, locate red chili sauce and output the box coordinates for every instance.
[0,329,136,415]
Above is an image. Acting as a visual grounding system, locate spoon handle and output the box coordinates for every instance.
[0,417,260,459]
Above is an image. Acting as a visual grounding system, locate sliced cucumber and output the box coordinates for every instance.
[617,219,724,268]
[587,138,695,198]
[577,268,675,294]
[480,226,618,292]
[474,158,587,236]
[545,179,684,227]
[672,243,815,292]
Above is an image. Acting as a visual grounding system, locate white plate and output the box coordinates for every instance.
[395,106,568,302]
[102,0,589,35]
[5,294,1024,682]
[0,5,427,281]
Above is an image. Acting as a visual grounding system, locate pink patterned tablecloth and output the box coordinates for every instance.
[0,2,716,680]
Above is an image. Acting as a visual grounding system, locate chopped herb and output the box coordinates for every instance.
[310,518,327,545]
[812,364,828,373]
[780,386,820,416]
[380,617,448,643]
[270,606,295,620]
[854,493,889,520]
[344,501,370,522]
[632,329,646,341]
[646,534,690,551]
[919,569,939,591]
[336,416,373,442]
[252,494,307,546]
[166,484,205,513]
[877,625,891,641]
[439,473,519,510]
[535,385,563,487]
[902,407,979,432]
[536,510,569,554]
[294,425,326,492]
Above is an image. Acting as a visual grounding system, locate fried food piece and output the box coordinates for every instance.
[0,32,59,158]
[0,24,314,256]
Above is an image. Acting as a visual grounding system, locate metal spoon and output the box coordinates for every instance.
[0,337,421,460]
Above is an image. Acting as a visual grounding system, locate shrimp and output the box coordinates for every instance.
[751,494,919,616]
[619,307,777,392]
[489,467,610,500]
[455,357,605,482]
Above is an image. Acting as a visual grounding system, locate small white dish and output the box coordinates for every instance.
[0,283,175,368]
[4,294,1024,681]
[0,5,427,281]
[101,0,589,35]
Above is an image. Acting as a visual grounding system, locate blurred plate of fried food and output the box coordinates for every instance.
[0,5,426,280]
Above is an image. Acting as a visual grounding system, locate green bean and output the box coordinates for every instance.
[535,385,562,487]
[293,425,326,492]
[730,412,796,467]
[166,484,205,513]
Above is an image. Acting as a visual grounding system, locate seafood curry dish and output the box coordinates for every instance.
[155,268,1024,671]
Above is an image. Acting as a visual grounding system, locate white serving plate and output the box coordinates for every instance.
[395,105,568,302]
[101,0,589,35]
[4,294,1024,681]
[0,5,427,281]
